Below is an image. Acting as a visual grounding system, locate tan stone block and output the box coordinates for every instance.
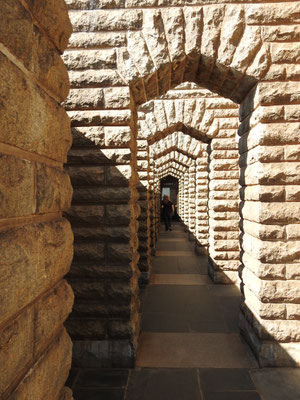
[69,9,142,32]
[74,242,105,262]
[0,219,73,324]
[106,165,132,185]
[0,307,34,394]
[104,126,131,147]
[142,9,170,68]
[34,280,74,354]
[0,53,71,162]
[286,304,300,320]
[161,7,185,62]
[210,159,239,171]
[210,219,239,231]
[69,69,124,89]
[209,191,238,200]
[71,126,105,147]
[64,88,104,110]
[69,110,131,127]
[10,328,72,400]
[218,5,244,66]
[104,87,131,109]
[209,200,239,212]
[210,250,240,261]
[242,220,285,241]
[210,239,239,252]
[242,253,285,280]
[66,165,105,186]
[262,25,300,42]
[69,31,126,48]
[271,43,300,64]
[246,3,300,24]
[36,164,72,213]
[246,43,271,80]
[286,225,300,240]
[286,186,300,202]
[286,264,300,280]
[66,0,125,9]
[210,171,239,179]
[244,286,286,320]
[0,154,35,218]
[66,205,105,225]
[211,150,238,159]
[63,49,116,70]
[242,233,300,263]
[241,185,285,202]
[242,201,300,224]
[1,0,70,101]
[24,0,72,51]
[231,25,261,73]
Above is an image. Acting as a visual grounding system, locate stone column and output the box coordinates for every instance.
[208,133,240,284]
[137,140,151,285]
[63,5,141,364]
[188,161,197,239]
[195,151,209,255]
[183,172,190,227]
[0,1,73,398]
[239,83,300,367]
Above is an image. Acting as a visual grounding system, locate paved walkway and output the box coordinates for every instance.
[68,222,300,400]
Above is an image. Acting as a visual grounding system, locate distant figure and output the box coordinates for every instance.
[161,195,175,231]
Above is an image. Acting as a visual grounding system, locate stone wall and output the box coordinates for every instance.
[0,0,74,398]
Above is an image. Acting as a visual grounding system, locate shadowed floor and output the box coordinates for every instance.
[67,222,300,400]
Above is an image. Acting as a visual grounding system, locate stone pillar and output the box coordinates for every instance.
[0,1,73,398]
[188,162,196,239]
[208,133,240,284]
[183,172,190,227]
[64,3,141,365]
[137,140,151,285]
[195,151,209,255]
[239,83,300,367]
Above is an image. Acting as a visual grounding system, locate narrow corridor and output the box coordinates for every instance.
[68,222,300,400]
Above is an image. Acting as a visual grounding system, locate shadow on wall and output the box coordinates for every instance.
[63,127,141,368]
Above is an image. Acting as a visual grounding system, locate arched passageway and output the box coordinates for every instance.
[1,1,300,398]
[63,1,300,372]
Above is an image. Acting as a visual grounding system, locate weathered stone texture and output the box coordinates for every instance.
[0,0,73,397]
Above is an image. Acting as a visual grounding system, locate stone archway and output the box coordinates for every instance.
[64,0,300,369]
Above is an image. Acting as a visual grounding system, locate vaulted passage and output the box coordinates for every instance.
[1,0,300,399]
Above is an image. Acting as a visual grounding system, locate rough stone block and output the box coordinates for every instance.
[0,53,71,162]
[1,0,70,101]
[0,154,35,218]
[10,328,72,400]
[24,0,72,52]
[69,9,142,32]
[34,280,74,354]
[0,307,34,394]
[0,219,73,325]
[63,49,116,70]
[36,164,72,213]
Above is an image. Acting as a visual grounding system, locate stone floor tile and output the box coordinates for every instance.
[203,392,261,400]
[136,333,258,368]
[199,369,256,392]
[73,387,125,400]
[126,368,202,400]
[207,285,242,297]
[149,274,211,285]
[250,368,300,400]
[75,368,129,387]
[156,251,195,256]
